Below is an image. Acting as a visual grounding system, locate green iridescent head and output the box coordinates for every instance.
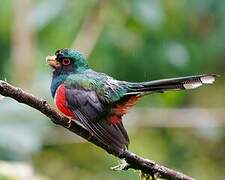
[46,48,89,74]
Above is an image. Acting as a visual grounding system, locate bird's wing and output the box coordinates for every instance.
[64,86,129,152]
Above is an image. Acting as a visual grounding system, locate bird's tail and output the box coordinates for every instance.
[126,74,218,96]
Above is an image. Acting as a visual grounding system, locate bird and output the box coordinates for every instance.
[47,48,217,154]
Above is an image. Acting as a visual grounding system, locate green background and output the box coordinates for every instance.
[0,0,224,179]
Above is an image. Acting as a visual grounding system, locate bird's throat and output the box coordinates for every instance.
[50,74,68,98]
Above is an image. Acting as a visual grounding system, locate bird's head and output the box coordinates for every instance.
[46,48,89,75]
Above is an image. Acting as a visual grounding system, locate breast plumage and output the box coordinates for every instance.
[54,84,74,117]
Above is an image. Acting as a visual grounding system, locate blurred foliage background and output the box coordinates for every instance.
[0,0,224,179]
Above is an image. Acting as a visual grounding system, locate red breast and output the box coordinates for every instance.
[54,84,74,117]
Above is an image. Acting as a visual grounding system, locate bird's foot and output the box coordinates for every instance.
[67,118,73,128]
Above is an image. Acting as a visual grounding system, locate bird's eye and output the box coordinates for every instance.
[62,59,71,66]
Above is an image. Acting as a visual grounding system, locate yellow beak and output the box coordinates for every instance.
[46,55,60,68]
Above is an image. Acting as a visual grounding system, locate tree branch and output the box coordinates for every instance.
[0,80,194,180]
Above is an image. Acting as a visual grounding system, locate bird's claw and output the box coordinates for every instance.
[67,118,72,128]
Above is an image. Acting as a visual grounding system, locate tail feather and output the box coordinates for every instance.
[127,74,218,95]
